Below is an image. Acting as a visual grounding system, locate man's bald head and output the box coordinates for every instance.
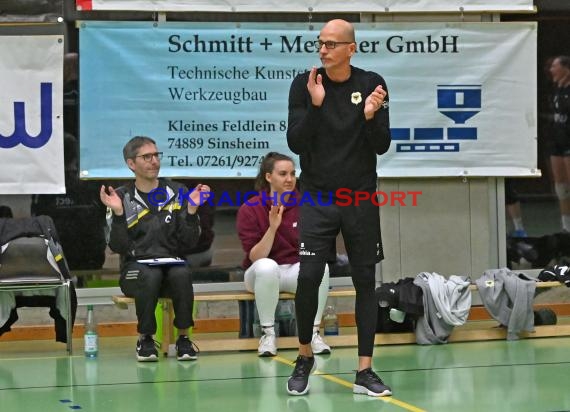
[321,19,355,43]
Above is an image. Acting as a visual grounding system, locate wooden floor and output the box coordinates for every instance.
[1,334,570,412]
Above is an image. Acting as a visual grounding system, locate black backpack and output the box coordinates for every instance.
[0,215,77,343]
[0,215,71,280]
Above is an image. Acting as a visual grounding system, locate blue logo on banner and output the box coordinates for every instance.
[0,82,53,149]
[391,84,481,153]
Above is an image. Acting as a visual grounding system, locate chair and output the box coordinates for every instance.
[0,236,73,354]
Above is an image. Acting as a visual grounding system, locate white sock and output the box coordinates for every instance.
[563,215,570,232]
[512,217,525,231]
[262,326,275,335]
[313,325,320,334]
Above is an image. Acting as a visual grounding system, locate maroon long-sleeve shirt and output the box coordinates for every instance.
[236,192,300,269]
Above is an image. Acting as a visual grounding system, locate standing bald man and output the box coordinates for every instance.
[286,19,392,397]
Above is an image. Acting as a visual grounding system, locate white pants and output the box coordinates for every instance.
[244,258,330,328]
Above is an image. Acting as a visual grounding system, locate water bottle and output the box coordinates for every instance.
[84,305,98,358]
[323,305,339,336]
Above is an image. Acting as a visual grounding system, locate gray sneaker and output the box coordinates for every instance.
[286,355,315,396]
[353,368,392,397]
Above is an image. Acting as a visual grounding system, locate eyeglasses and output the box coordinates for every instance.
[135,152,163,162]
[315,40,354,50]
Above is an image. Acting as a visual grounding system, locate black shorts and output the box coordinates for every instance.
[549,133,570,157]
[298,194,383,265]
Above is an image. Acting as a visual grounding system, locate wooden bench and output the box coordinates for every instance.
[111,281,568,355]
[112,287,357,354]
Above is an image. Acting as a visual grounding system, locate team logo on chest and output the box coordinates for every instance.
[351,92,362,105]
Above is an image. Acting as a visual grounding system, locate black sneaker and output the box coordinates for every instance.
[539,265,570,286]
[286,355,315,396]
[136,335,159,362]
[176,335,199,361]
[353,368,392,397]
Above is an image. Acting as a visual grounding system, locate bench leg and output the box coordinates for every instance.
[167,304,174,354]
[64,282,72,355]
[159,300,174,356]
[238,300,255,338]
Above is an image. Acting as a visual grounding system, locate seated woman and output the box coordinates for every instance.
[237,152,331,357]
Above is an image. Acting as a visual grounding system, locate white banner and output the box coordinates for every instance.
[79,22,537,178]
[76,0,534,12]
[0,36,64,194]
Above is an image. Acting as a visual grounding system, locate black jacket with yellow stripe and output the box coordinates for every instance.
[107,178,201,263]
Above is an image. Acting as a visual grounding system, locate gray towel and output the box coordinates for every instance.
[475,268,535,340]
